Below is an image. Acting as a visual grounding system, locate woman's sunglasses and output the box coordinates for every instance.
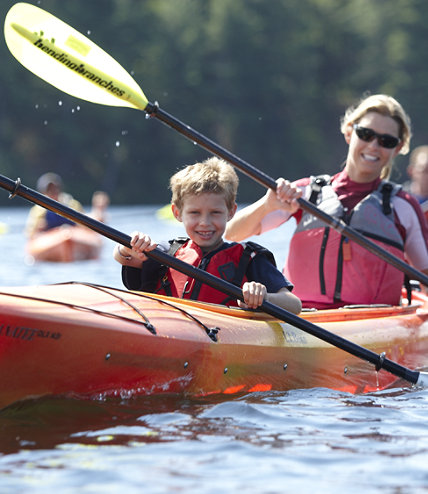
[353,124,400,149]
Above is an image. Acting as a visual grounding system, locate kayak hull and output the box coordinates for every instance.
[26,226,102,262]
[0,282,427,408]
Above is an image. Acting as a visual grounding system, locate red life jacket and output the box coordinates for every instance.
[285,176,406,308]
[156,238,272,306]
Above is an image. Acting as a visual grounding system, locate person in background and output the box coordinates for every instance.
[403,145,428,217]
[26,173,110,238]
[225,94,428,309]
[113,157,302,313]
[90,190,110,223]
[25,172,84,239]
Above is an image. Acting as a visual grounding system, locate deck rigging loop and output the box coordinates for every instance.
[72,282,221,342]
[0,290,158,334]
[74,282,157,334]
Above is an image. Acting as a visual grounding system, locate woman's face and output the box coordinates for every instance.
[344,111,402,183]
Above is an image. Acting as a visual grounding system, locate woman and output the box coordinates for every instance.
[225,94,428,309]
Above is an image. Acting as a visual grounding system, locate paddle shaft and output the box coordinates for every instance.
[0,173,421,385]
[145,102,428,288]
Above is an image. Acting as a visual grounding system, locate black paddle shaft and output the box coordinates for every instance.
[0,173,420,385]
[145,102,428,288]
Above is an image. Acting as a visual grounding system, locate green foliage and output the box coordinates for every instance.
[0,0,427,206]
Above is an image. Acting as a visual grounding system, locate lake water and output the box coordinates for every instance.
[0,205,427,494]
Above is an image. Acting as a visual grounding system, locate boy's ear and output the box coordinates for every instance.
[228,202,238,221]
[171,203,182,222]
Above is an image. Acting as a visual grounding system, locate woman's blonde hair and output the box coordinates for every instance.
[340,94,412,179]
[170,157,239,210]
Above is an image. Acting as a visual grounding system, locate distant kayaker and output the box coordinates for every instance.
[402,145,428,218]
[25,172,84,238]
[113,157,302,313]
[26,173,110,238]
[90,190,110,223]
[225,93,428,309]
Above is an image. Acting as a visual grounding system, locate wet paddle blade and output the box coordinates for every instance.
[416,371,428,387]
[4,2,148,110]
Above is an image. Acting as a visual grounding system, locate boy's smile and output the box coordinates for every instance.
[172,193,237,253]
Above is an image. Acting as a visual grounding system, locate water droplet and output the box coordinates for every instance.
[71,109,75,113]
[115,141,120,147]
[97,435,114,442]
[87,30,91,36]
[58,100,63,106]
[121,130,128,136]
[34,104,39,110]
[76,106,80,111]
[43,120,48,125]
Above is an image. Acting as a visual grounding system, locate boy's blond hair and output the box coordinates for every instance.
[170,157,239,210]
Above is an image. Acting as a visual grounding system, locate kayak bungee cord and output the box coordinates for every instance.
[73,282,221,341]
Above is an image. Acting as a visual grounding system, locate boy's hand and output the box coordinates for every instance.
[130,231,157,261]
[238,281,267,309]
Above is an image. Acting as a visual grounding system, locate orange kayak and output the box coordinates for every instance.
[26,226,103,262]
[0,282,427,409]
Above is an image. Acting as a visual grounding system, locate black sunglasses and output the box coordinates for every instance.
[353,124,400,149]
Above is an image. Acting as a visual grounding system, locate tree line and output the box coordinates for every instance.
[1,0,427,206]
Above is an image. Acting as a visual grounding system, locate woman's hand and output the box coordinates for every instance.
[265,178,302,213]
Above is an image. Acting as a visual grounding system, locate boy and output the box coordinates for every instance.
[114,157,301,314]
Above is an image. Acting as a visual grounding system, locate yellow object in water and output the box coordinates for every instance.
[156,204,175,222]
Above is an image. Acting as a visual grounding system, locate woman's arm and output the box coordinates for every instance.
[225,178,301,241]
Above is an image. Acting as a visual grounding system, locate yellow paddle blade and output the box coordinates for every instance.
[4,3,148,110]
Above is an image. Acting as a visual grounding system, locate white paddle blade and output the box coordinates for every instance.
[4,2,148,110]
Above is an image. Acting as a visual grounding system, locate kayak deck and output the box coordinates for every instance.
[0,282,427,408]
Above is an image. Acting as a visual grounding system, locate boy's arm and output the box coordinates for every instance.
[242,247,302,314]
[265,286,302,314]
[240,282,301,314]
[113,244,145,268]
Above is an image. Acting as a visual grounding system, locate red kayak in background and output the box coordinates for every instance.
[26,226,103,262]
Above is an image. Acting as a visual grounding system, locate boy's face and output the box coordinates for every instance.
[172,193,237,253]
